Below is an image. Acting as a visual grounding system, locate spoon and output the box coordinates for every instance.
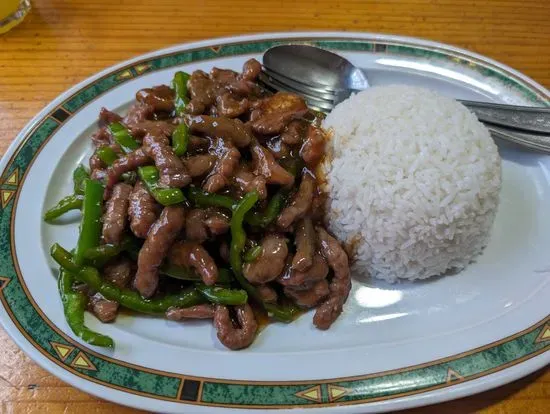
[261,45,550,138]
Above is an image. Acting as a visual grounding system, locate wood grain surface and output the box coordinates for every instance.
[0,0,548,412]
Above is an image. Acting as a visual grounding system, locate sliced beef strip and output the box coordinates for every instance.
[204,210,230,235]
[310,190,327,223]
[186,100,206,116]
[280,120,307,145]
[300,125,326,168]
[285,279,330,308]
[103,257,133,288]
[186,64,258,116]
[203,138,241,193]
[188,135,210,153]
[266,137,292,160]
[216,92,249,118]
[251,143,294,186]
[185,209,208,242]
[166,304,215,320]
[233,165,268,200]
[210,67,258,96]
[219,242,230,263]
[102,182,133,245]
[183,154,216,177]
[316,227,351,288]
[249,92,308,135]
[91,127,111,147]
[214,304,258,350]
[128,120,175,140]
[257,284,278,304]
[168,241,218,286]
[313,227,351,330]
[187,70,215,114]
[186,115,252,148]
[89,151,105,180]
[277,252,329,290]
[143,132,191,188]
[92,108,125,146]
[243,234,288,284]
[105,148,151,196]
[276,172,315,229]
[128,180,160,238]
[240,58,262,82]
[210,67,239,85]
[89,293,119,323]
[136,85,175,113]
[134,206,185,298]
[123,102,154,126]
[98,107,122,127]
[90,143,123,179]
[89,150,105,171]
[89,257,134,323]
[185,207,229,242]
[90,168,107,182]
[292,218,315,272]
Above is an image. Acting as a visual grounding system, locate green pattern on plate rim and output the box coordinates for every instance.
[0,37,549,408]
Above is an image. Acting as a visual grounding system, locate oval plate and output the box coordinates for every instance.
[0,32,548,413]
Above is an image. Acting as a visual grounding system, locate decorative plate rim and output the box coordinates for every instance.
[0,32,548,413]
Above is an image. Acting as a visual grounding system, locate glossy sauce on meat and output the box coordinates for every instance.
[88,58,350,350]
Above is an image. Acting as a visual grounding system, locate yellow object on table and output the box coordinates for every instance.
[0,1,548,413]
[0,0,30,34]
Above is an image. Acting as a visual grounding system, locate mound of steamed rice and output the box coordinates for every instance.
[321,85,502,282]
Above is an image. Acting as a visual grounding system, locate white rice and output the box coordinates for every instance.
[321,85,502,282]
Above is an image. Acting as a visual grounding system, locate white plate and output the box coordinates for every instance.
[0,32,548,413]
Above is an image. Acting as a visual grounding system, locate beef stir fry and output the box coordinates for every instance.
[46,59,351,350]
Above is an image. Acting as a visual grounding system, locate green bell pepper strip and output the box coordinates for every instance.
[85,244,120,261]
[264,302,302,323]
[243,159,294,226]
[58,268,114,347]
[161,264,233,285]
[73,164,89,195]
[108,122,140,152]
[188,186,235,210]
[95,146,119,166]
[52,244,80,272]
[172,123,189,157]
[228,265,301,322]
[230,191,259,277]
[51,244,206,314]
[73,179,104,265]
[245,189,287,227]
[84,240,233,286]
[92,147,137,185]
[195,284,248,305]
[43,195,83,222]
[108,122,186,205]
[84,236,142,262]
[43,164,91,222]
[243,245,263,262]
[172,71,190,116]
[188,187,286,228]
[228,191,299,322]
[229,191,264,302]
[137,166,186,206]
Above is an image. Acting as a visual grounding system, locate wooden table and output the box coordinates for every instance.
[0,0,548,412]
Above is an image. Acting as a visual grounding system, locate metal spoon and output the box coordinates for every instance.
[261,45,550,143]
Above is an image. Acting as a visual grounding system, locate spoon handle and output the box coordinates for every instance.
[459,100,550,134]
[486,124,550,154]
